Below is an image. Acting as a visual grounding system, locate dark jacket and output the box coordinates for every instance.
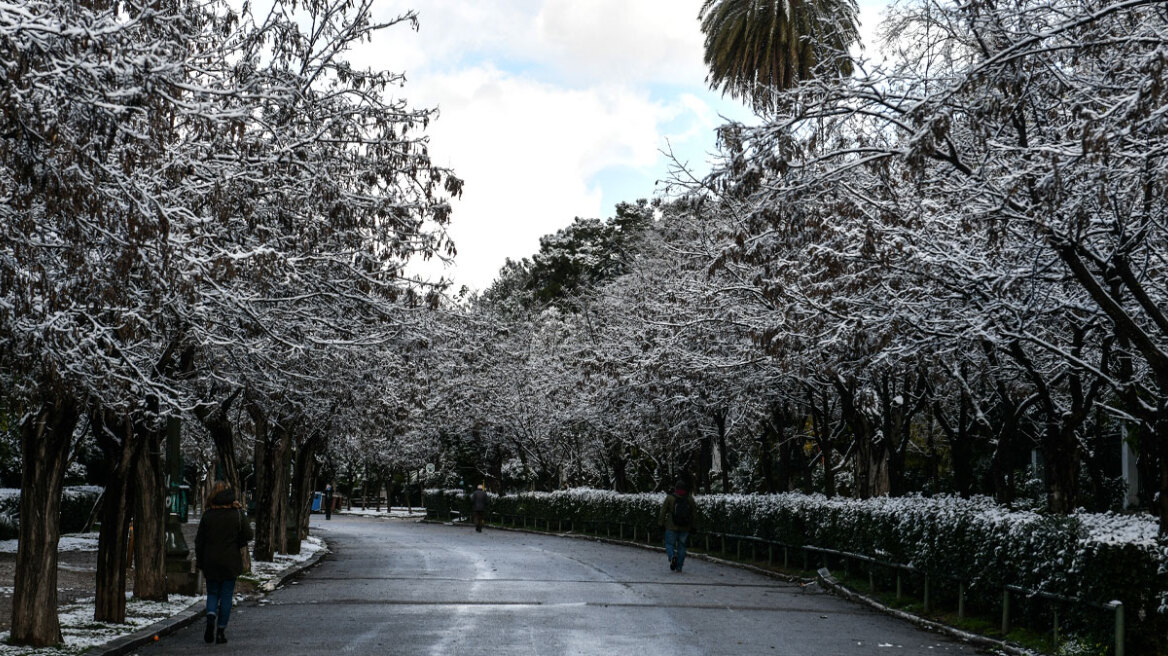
[658,490,698,533]
[471,488,489,513]
[195,489,254,581]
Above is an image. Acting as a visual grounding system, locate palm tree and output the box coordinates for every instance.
[699,0,860,113]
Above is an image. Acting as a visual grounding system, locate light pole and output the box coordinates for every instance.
[165,417,198,594]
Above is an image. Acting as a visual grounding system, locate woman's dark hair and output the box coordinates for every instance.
[206,480,232,508]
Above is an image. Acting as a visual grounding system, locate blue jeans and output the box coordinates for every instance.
[665,530,689,569]
[206,578,237,627]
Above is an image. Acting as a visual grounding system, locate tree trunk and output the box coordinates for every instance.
[11,395,80,647]
[607,438,628,493]
[93,410,139,624]
[807,387,837,498]
[924,405,940,491]
[132,425,167,601]
[934,389,977,499]
[251,408,290,562]
[763,423,780,494]
[884,369,928,497]
[1044,422,1081,514]
[196,390,244,493]
[713,409,732,492]
[289,432,324,554]
[275,429,293,554]
[697,430,713,494]
[1156,415,1168,535]
[835,379,885,498]
[820,440,837,498]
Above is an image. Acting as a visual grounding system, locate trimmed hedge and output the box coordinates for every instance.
[0,486,102,539]
[425,488,1166,652]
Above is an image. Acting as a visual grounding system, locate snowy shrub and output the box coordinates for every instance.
[471,489,1166,651]
[0,485,101,536]
[0,513,16,540]
[423,488,471,519]
[60,486,101,532]
[1056,638,1108,656]
[0,488,18,540]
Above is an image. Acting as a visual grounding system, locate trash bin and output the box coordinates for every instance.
[312,491,323,512]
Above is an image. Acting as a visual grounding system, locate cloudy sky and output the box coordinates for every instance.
[358,0,889,290]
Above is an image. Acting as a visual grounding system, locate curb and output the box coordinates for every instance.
[432,520,1013,654]
[816,570,1033,656]
[85,544,331,656]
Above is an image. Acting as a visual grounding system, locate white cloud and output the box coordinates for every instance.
[856,0,893,61]
[355,1,829,289]
[368,0,710,86]
[534,0,708,85]
[405,66,679,288]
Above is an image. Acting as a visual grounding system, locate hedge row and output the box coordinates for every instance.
[425,488,1166,652]
[0,486,102,539]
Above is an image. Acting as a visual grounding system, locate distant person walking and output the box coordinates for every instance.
[470,484,489,532]
[659,479,697,572]
[196,481,253,645]
[324,483,334,520]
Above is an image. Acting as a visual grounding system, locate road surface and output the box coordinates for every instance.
[130,515,981,655]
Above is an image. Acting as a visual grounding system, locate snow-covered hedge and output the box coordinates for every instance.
[0,486,102,539]
[427,488,1167,650]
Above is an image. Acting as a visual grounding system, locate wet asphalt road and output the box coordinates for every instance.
[131,515,981,656]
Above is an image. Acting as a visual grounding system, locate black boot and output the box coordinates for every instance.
[204,615,216,643]
[216,628,227,644]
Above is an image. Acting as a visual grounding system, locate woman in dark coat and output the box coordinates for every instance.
[196,481,253,644]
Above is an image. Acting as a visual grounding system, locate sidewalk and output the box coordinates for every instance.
[0,523,328,656]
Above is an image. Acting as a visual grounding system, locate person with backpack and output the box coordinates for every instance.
[658,478,698,572]
[470,484,489,532]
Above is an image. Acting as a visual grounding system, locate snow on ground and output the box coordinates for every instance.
[0,594,201,656]
[245,535,327,592]
[0,533,99,554]
[0,535,328,655]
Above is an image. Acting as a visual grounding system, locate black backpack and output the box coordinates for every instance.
[672,494,692,528]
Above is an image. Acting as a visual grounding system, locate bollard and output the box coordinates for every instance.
[896,573,902,601]
[958,581,965,620]
[1113,601,1124,656]
[1002,589,1011,635]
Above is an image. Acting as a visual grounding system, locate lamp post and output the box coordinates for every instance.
[165,417,198,594]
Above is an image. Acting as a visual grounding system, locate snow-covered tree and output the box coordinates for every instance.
[1,0,458,642]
